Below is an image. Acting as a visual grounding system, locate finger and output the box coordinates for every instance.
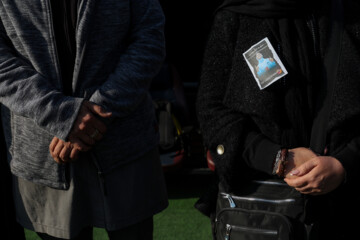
[295,184,312,193]
[288,159,318,177]
[77,112,107,134]
[49,137,60,153]
[70,137,91,152]
[52,140,65,164]
[59,143,72,163]
[85,101,112,118]
[284,176,308,189]
[298,187,322,195]
[70,148,80,160]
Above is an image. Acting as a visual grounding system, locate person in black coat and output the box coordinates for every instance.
[196,0,360,239]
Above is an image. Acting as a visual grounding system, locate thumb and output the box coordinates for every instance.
[85,101,112,118]
[289,159,317,177]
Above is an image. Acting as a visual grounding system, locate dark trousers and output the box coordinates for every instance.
[37,217,153,240]
[1,110,25,240]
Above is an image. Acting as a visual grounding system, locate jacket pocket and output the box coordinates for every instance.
[9,113,69,189]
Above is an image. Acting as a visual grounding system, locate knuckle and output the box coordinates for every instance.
[83,113,92,122]
[78,145,89,152]
[78,123,86,131]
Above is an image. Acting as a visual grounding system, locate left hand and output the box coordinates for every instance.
[49,137,80,164]
[284,156,346,195]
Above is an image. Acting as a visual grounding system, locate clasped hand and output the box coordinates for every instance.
[283,147,345,195]
[49,100,112,164]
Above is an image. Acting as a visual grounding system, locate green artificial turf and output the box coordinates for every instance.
[24,171,215,240]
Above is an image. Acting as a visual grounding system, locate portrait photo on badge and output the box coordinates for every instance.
[243,37,288,90]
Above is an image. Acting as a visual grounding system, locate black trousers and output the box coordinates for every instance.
[1,110,25,240]
[37,217,153,240]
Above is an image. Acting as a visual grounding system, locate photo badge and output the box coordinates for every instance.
[243,37,288,90]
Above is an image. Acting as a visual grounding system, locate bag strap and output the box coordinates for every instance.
[309,0,344,154]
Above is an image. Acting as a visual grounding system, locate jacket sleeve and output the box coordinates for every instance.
[333,136,360,186]
[196,11,280,187]
[89,0,165,118]
[0,18,83,141]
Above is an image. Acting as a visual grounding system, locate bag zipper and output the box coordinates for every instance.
[225,224,278,239]
[221,193,296,208]
[253,180,288,186]
[225,224,231,240]
[216,208,294,238]
[224,194,236,208]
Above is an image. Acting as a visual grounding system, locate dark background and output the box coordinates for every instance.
[153,0,223,170]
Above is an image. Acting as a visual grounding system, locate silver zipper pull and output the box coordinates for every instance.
[226,194,236,208]
[225,224,231,240]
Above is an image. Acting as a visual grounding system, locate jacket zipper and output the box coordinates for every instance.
[307,14,320,58]
[47,0,63,90]
[277,43,286,86]
[90,153,108,196]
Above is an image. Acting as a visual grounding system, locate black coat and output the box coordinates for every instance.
[197,1,360,190]
[196,1,360,235]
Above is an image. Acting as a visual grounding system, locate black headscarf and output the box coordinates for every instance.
[217,0,326,148]
[217,0,316,18]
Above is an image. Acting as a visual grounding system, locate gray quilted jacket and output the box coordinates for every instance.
[0,0,165,189]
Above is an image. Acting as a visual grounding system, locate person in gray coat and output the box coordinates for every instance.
[0,0,168,239]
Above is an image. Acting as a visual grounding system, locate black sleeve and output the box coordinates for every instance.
[333,136,360,186]
[196,11,280,188]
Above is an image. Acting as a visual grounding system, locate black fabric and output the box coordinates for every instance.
[217,0,324,151]
[50,0,78,96]
[0,110,25,239]
[309,0,343,154]
[217,0,318,18]
[196,2,360,238]
[37,227,92,240]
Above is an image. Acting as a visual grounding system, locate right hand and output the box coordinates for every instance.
[284,147,318,179]
[67,100,112,152]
